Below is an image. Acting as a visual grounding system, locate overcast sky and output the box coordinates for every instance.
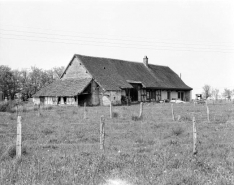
[0,0,233,98]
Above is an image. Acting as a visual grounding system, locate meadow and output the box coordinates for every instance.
[0,101,234,185]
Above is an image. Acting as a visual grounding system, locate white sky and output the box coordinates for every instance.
[0,0,234,98]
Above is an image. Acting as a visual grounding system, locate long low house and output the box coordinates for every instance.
[33,54,192,106]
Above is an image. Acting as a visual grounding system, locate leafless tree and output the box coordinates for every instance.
[0,65,64,100]
[202,84,212,99]
[211,88,219,100]
[222,88,232,100]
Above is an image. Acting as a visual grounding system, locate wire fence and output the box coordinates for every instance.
[0,102,234,158]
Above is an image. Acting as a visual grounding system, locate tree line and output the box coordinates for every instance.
[0,66,233,102]
[0,65,65,101]
[202,84,234,100]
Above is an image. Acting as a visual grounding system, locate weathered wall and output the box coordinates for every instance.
[66,97,76,105]
[161,91,167,100]
[121,90,126,96]
[171,91,178,100]
[62,57,92,79]
[101,90,122,106]
[36,96,78,105]
[33,97,40,105]
[91,81,100,105]
[185,91,192,102]
[110,91,122,105]
[102,95,111,106]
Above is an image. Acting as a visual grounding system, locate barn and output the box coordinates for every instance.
[33,54,193,106]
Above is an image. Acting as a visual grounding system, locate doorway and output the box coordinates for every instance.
[167,91,171,100]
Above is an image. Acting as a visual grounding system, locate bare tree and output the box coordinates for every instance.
[53,66,65,79]
[202,84,212,99]
[211,88,219,100]
[0,65,65,101]
[223,88,232,101]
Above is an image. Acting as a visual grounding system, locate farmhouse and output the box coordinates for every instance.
[33,54,192,106]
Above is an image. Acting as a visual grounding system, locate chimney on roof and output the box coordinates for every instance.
[143,56,148,67]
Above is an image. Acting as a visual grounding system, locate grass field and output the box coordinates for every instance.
[0,102,234,185]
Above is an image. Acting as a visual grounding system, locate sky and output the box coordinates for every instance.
[0,0,234,98]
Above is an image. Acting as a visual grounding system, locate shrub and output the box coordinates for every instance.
[41,128,54,135]
[34,106,38,111]
[181,114,192,121]
[132,114,142,121]
[0,144,27,160]
[0,102,11,112]
[22,106,28,113]
[72,110,78,114]
[0,101,16,113]
[112,111,119,118]
[42,106,53,110]
[171,126,184,136]
[0,100,24,113]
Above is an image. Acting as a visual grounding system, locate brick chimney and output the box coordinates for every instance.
[143,56,148,67]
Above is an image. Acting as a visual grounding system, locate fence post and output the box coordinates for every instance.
[84,102,87,119]
[16,104,18,117]
[110,102,112,119]
[177,115,181,121]
[193,116,197,155]
[206,101,210,122]
[37,104,40,117]
[171,104,175,121]
[16,116,22,158]
[139,102,143,119]
[100,116,105,151]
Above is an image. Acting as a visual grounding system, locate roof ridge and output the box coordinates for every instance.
[75,54,168,67]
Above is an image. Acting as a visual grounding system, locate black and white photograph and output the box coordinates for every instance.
[0,0,234,184]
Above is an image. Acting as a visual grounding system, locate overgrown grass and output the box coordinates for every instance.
[0,102,233,184]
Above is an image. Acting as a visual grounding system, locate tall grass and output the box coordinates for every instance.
[0,102,233,184]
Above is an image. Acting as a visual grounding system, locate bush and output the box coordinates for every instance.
[132,114,142,121]
[112,111,119,118]
[0,144,27,161]
[0,101,15,112]
[0,100,24,113]
[171,126,184,136]
[22,106,28,113]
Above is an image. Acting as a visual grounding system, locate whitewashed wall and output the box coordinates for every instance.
[161,91,167,100]
[171,91,178,99]
[33,97,40,105]
[102,90,122,106]
[110,91,122,105]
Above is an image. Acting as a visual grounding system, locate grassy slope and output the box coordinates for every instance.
[0,102,234,185]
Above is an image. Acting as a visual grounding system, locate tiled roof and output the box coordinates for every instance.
[33,78,92,97]
[76,54,192,91]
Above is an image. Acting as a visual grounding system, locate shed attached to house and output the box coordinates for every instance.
[33,54,193,106]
